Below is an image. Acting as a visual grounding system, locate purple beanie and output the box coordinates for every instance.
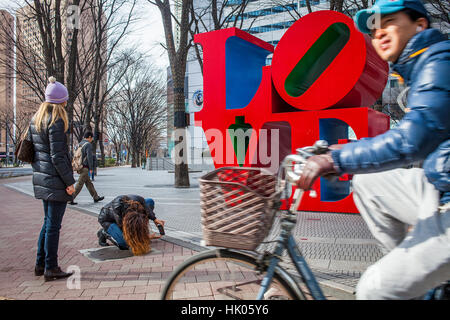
[45,76,69,104]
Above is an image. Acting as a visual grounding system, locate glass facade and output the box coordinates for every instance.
[225,0,259,7]
[246,20,295,34]
[227,4,297,22]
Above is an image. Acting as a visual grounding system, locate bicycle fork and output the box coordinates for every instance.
[256,212,326,300]
[256,240,285,300]
[287,235,326,300]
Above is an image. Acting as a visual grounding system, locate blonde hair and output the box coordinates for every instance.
[34,101,69,133]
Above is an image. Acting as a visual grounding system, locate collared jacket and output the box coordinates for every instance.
[331,29,449,203]
[78,139,94,170]
[98,194,156,231]
[30,113,75,202]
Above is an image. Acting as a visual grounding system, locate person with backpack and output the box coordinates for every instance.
[69,131,104,205]
[30,76,75,281]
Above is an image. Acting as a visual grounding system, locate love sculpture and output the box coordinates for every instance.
[193,11,390,213]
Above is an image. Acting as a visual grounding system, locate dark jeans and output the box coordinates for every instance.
[36,200,67,270]
[107,223,129,250]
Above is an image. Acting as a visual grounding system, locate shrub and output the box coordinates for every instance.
[104,158,116,167]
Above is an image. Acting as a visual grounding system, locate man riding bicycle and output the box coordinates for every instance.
[297,0,449,299]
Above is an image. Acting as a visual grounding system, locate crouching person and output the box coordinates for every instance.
[97,195,165,255]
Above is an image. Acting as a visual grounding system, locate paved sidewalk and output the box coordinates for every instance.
[1,167,385,299]
[0,185,198,300]
[0,166,33,179]
[0,184,346,300]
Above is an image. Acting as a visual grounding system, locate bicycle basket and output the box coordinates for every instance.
[199,167,280,251]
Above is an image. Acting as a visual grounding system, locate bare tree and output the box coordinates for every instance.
[267,0,374,19]
[427,0,450,25]
[0,0,139,167]
[0,0,86,157]
[20,0,81,136]
[0,1,80,162]
[72,0,139,167]
[190,0,264,75]
[145,1,266,187]
[0,2,49,105]
[147,0,194,187]
[0,104,35,163]
[105,104,127,164]
[341,0,376,16]
[268,0,313,18]
[108,55,166,168]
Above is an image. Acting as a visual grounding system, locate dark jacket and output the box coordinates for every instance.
[98,194,156,231]
[79,139,94,170]
[30,113,75,202]
[331,29,449,203]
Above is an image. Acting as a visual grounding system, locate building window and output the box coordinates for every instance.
[225,0,259,7]
[227,3,297,23]
[246,20,295,34]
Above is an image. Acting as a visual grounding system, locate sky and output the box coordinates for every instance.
[0,0,170,72]
[125,0,170,72]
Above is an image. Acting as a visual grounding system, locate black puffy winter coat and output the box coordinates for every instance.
[30,113,75,202]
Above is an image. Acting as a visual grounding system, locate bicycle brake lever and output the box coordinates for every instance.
[313,140,329,154]
[296,140,329,157]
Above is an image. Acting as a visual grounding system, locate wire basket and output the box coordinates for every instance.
[199,167,280,251]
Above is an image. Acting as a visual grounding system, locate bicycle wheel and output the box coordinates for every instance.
[161,248,305,300]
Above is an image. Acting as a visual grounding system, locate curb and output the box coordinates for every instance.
[317,279,356,300]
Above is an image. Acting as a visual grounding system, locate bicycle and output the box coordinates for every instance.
[160,141,449,300]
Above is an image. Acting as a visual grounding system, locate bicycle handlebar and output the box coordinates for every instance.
[278,140,330,212]
[281,140,330,184]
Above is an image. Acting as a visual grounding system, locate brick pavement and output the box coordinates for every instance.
[0,180,349,300]
[0,185,197,300]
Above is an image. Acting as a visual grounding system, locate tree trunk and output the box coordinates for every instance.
[173,75,190,187]
[153,0,191,188]
[99,139,105,167]
[174,130,190,187]
[114,142,120,163]
[305,0,313,14]
[66,0,80,151]
[131,152,136,168]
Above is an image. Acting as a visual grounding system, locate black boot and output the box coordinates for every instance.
[34,265,45,276]
[44,267,74,281]
[97,229,109,247]
[94,196,104,203]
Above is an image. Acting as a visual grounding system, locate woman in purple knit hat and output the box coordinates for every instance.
[30,76,76,281]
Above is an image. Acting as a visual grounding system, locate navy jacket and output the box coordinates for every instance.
[331,29,449,203]
[30,114,75,202]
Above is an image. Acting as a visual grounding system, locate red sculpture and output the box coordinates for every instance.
[194,11,390,213]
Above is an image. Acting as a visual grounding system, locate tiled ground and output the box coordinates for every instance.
[0,185,196,300]
[0,181,355,300]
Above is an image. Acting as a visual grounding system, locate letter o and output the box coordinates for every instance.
[271,11,388,110]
